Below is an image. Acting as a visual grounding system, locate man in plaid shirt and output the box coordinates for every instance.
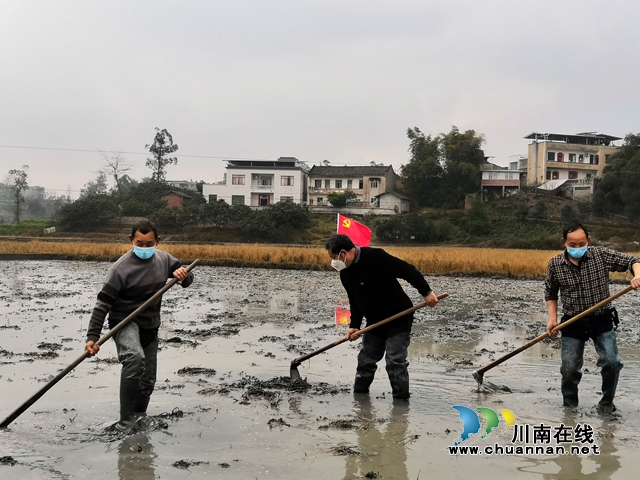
[545,222,640,410]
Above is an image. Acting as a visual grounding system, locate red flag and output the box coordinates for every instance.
[337,214,372,246]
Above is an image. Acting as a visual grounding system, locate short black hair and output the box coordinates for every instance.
[563,221,589,240]
[325,234,355,254]
[131,219,159,239]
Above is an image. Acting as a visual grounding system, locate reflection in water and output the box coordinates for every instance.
[343,397,409,480]
[117,434,157,480]
[536,410,621,480]
[218,286,300,316]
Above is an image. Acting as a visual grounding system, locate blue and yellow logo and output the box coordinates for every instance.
[452,406,516,445]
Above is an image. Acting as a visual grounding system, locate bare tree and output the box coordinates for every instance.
[5,165,29,223]
[101,151,133,195]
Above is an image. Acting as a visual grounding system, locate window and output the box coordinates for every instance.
[317,197,324,205]
[578,154,584,163]
[557,152,564,162]
[586,173,592,179]
[546,171,552,180]
[568,153,576,163]
[281,176,294,186]
[208,194,217,203]
[547,152,556,162]
[370,178,379,188]
[314,179,322,188]
[335,180,342,188]
[325,179,330,188]
[552,171,559,180]
[358,179,363,189]
[594,155,600,165]
[280,196,293,202]
[232,175,245,185]
[347,179,353,188]
[589,155,595,165]
[569,171,578,179]
[231,195,245,205]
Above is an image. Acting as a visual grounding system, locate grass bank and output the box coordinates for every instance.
[2,240,638,280]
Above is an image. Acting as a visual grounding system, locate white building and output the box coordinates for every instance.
[524,132,620,186]
[166,180,199,191]
[202,157,307,207]
[307,165,397,206]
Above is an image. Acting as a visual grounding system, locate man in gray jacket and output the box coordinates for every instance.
[85,220,193,432]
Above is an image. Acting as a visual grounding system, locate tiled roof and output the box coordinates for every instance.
[308,165,393,177]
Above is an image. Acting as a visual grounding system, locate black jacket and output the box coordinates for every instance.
[339,247,431,336]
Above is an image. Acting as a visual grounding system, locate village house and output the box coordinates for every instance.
[480,160,524,201]
[201,157,307,207]
[161,191,191,209]
[525,132,621,197]
[307,165,407,213]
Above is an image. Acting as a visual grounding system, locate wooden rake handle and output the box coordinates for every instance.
[474,285,634,378]
[0,259,200,428]
[291,292,450,368]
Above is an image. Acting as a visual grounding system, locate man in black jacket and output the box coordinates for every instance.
[326,234,439,399]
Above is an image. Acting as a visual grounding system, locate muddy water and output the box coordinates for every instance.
[1,261,640,479]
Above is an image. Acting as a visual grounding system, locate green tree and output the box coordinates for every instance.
[199,200,231,227]
[26,198,46,218]
[150,203,200,231]
[560,204,579,224]
[530,201,548,220]
[79,171,108,198]
[375,215,438,243]
[54,195,118,228]
[461,199,491,236]
[592,133,640,220]
[577,201,593,222]
[235,201,311,242]
[400,128,442,207]
[510,195,530,222]
[5,165,29,223]
[327,190,357,207]
[401,126,485,209]
[145,127,179,182]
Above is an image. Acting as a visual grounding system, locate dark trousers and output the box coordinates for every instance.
[560,330,623,407]
[114,322,158,430]
[354,330,411,399]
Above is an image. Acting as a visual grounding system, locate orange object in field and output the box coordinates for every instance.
[335,306,351,326]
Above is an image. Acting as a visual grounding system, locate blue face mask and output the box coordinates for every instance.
[566,246,588,259]
[133,246,156,260]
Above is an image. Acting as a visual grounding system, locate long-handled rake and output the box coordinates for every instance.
[473,285,633,385]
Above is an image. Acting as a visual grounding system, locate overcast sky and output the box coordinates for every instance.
[1,1,639,196]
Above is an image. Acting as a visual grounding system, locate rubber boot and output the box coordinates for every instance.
[353,372,374,394]
[389,375,410,400]
[117,377,140,433]
[134,396,150,415]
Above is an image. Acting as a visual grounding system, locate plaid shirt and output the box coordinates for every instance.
[544,246,639,317]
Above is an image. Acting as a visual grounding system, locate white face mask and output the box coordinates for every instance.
[331,251,347,271]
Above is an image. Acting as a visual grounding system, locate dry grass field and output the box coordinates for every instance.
[2,240,638,281]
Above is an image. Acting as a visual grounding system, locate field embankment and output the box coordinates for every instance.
[1,240,638,280]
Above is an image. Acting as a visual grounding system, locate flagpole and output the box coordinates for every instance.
[336,213,340,233]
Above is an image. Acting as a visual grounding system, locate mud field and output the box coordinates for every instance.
[1,260,640,479]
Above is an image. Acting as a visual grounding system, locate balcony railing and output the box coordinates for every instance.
[308,187,363,194]
[565,178,594,186]
[250,184,274,192]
